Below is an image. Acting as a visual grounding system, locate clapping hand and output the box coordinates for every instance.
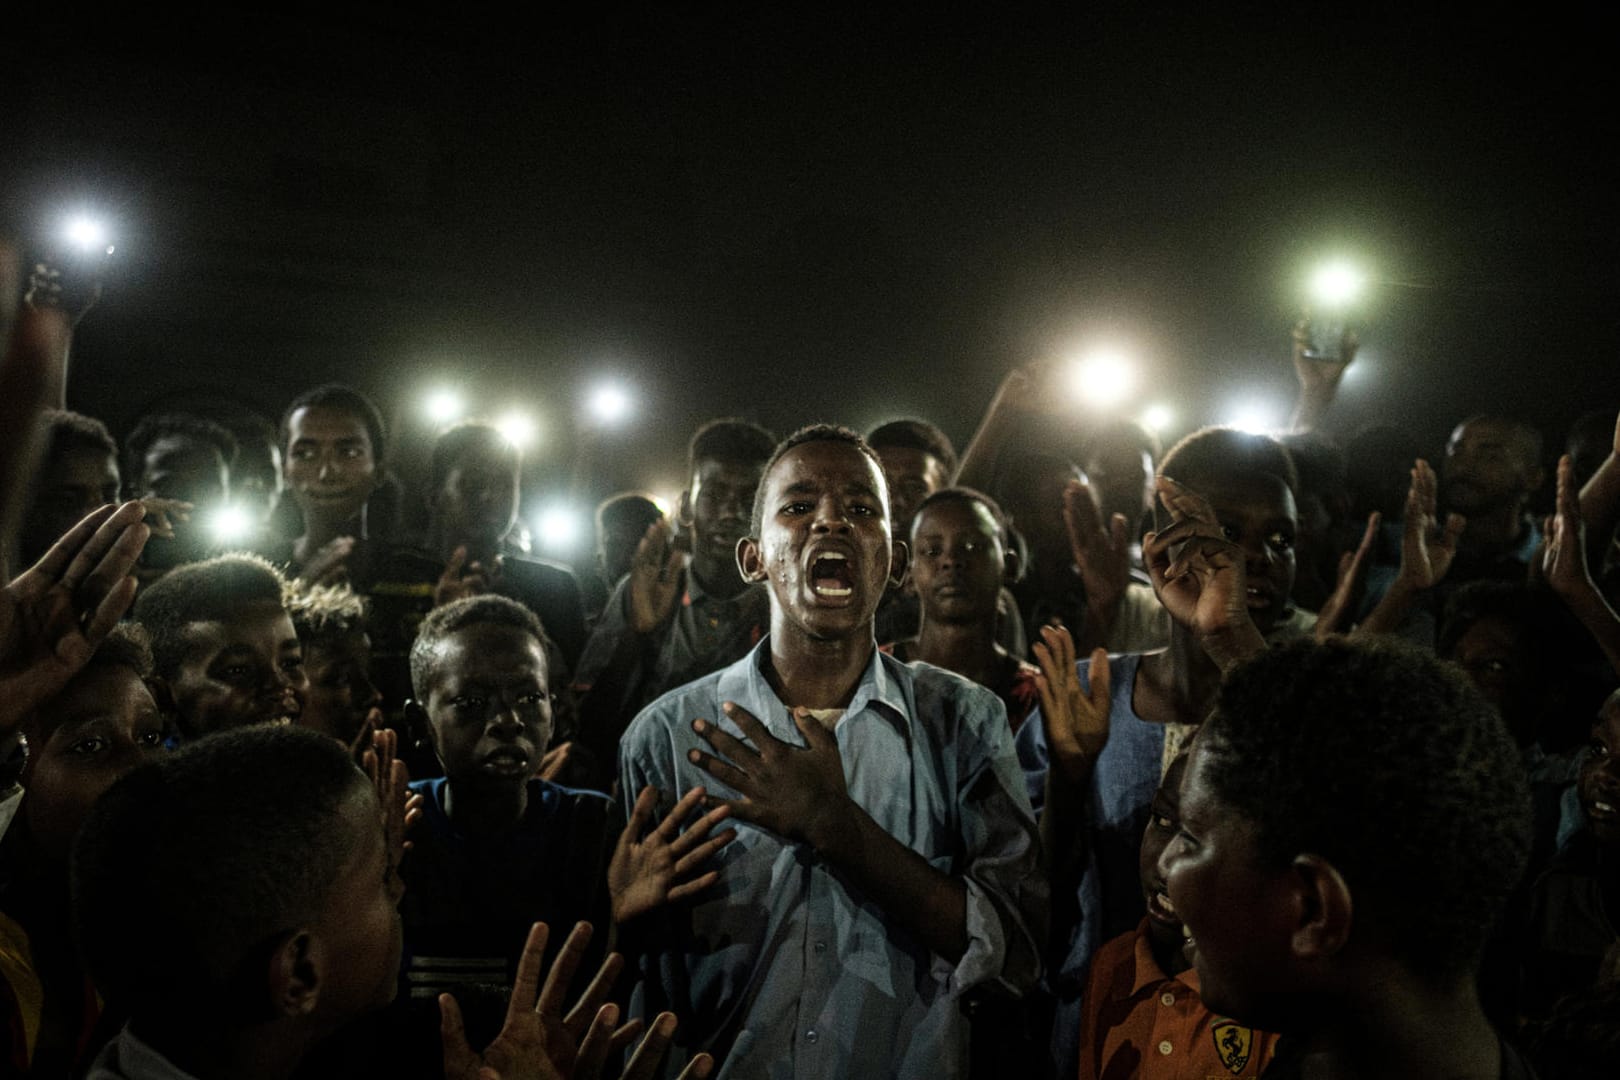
[628,521,684,634]
[1032,624,1110,784]
[609,785,736,924]
[1394,460,1465,593]
[441,921,714,1080]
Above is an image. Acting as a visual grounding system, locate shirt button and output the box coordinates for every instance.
[805,1030,819,1044]
[1160,991,1175,1006]
[814,941,827,954]
[1158,1040,1173,1056]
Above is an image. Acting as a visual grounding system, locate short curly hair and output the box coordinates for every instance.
[749,424,889,538]
[285,581,369,649]
[866,419,958,480]
[132,553,290,680]
[409,594,548,701]
[124,413,238,489]
[72,725,366,1015]
[1199,636,1531,982]
[1159,426,1298,500]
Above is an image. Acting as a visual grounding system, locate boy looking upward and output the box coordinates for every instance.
[619,425,1044,1077]
[132,553,306,741]
[1160,637,1533,1079]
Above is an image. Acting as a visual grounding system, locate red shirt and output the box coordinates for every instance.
[1078,918,1278,1080]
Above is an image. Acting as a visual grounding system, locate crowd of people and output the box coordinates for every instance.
[0,247,1616,1080]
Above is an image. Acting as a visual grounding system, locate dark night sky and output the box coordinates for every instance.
[5,9,1619,534]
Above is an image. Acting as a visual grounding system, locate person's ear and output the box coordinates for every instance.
[403,699,439,763]
[888,539,910,589]
[736,536,767,584]
[1288,853,1353,963]
[1001,545,1022,587]
[678,489,695,529]
[266,929,321,1019]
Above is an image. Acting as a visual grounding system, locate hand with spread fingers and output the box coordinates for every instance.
[442,922,636,1080]
[1032,625,1110,784]
[1314,512,1381,639]
[628,520,684,634]
[362,727,422,874]
[1063,479,1131,644]
[686,701,855,856]
[609,784,737,924]
[1395,459,1465,593]
[1,501,149,733]
[1142,477,1264,667]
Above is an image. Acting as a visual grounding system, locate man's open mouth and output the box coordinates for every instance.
[810,551,855,598]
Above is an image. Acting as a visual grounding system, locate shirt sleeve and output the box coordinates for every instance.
[949,682,1048,999]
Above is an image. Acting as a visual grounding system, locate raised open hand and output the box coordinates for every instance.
[688,701,854,855]
[1314,512,1381,639]
[628,520,683,634]
[609,785,736,923]
[1396,459,1465,592]
[442,922,641,1080]
[1,501,148,733]
[1143,477,1266,669]
[1032,624,1110,784]
[362,727,422,874]
[1064,479,1131,633]
[1541,455,1595,602]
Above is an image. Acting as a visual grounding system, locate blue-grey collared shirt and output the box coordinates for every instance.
[618,638,1046,1080]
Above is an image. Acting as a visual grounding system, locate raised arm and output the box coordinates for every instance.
[1542,454,1620,674]
[1289,317,1359,434]
[1577,408,1620,565]
[1356,460,1465,637]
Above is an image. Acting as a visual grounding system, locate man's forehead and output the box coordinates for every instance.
[915,498,997,537]
[288,406,371,444]
[1201,472,1296,519]
[875,444,943,478]
[694,456,764,486]
[770,440,885,489]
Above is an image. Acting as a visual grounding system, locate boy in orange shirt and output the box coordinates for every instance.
[1077,751,1277,1080]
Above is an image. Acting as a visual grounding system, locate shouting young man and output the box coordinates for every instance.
[618,425,1045,1078]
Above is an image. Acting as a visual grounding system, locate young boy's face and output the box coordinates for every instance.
[1159,736,1298,1026]
[1579,691,1620,848]
[168,600,307,741]
[687,456,764,581]
[743,440,898,644]
[910,500,1005,627]
[301,632,381,748]
[1138,754,1191,959]
[309,781,404,1025]
[284,405,377,529]
[1189,473,1298,636]
[423,623,553,788]
[433,444,519,550]
[22,665,166,862]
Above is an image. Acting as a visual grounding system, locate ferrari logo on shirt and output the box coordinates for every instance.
[1211,1018,1253,1074]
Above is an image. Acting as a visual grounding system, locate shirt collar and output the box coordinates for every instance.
[1129,917,1200,997]
[715,635,912,740]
